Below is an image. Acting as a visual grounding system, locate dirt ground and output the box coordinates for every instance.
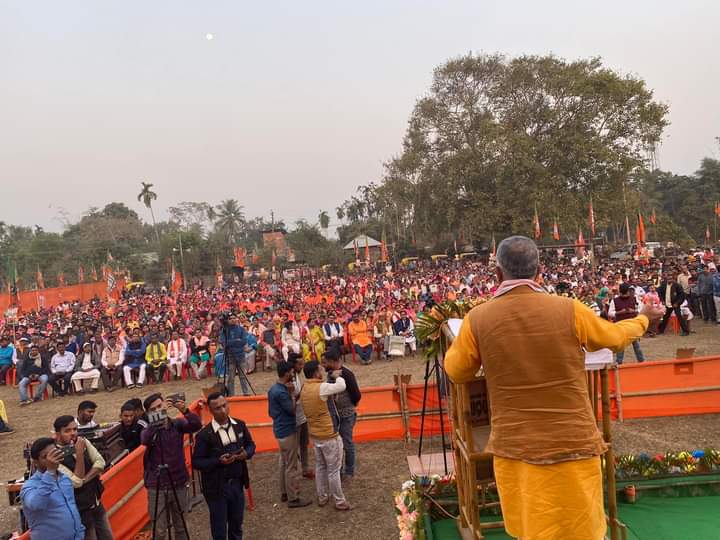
[0,327,718,538]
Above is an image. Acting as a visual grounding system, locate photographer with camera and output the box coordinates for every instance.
[54,414,113,540]
[20,437,85,540]
[219,313,249,396]
[192,392,256,540]
[141,392,201,540]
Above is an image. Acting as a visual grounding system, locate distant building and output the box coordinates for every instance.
[343,234,382,261]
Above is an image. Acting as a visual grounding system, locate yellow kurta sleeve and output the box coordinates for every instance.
[573,300,649,353]
[444,316,481,383]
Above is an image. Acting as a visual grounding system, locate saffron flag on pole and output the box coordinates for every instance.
[491,234,497,257]
[533,205,541,239]
[715,202,720,217]
[380,235,389,262]
[552,219,560,241]
[171,263,182,294]
[78,265,85,283]
[36,266,45,289]
[589,198,596,236]
[364,236,370,263]
[271,248,277,269]
[107,267,118,300]
[636,213,646,246]
[577,229,586,257]
[233,247,245,268]
[57,273,65,287]
[91,266,98,281]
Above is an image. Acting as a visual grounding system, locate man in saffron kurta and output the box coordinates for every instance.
[445,236,663,540]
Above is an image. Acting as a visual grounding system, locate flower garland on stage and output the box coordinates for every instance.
[394,474,456,540]
[615,449,720,479]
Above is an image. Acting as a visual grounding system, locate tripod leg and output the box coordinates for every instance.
[417,359,433,458]
[434,355,448,475]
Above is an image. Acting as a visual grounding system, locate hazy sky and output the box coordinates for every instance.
[2,1,718,231]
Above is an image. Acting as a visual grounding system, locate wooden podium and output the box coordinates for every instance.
[443,323,623,540]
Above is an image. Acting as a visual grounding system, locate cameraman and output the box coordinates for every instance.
[192,392,256,540]
[219,314,248,396]
[141,393,201,540]
[54,415,113,540]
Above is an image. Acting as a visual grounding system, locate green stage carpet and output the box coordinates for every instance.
[429,496,720,540]
[618,496,720,540]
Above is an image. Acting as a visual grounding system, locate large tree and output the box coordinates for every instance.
[214,199,246,245]
[339,53,668,247]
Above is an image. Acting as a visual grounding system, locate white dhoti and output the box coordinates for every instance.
[124,364,146,386]
[71,369,100,391]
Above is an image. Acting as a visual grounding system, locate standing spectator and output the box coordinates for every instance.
[71,342,102,394]
[54,415,113,540]
[100,335,124,391]
[141,393,201,540]
[697,265,716,322]
[267,361,311,508]
[123,333,147,389]
[658,273,690,336]
[49,340,76,396]
[712,265,720,323]
[300,359,352,511]
[166,330,188,380]
[348,311,373,365]
[76,400,99,429]
[0,335,16,385]
[18,345,50,405]
[608,284,646,364]
[324,350,362,479]
[192,392,256,540]
[289,353,314,479]
[119,401,143,453]
[219,314,248,396]
[20,437,85,540]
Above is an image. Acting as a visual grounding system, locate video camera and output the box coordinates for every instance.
[147,409,168,427]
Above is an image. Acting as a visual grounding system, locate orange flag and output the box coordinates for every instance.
[533,205,541,239]
[364,237,370,263]
[589,199,595,236]
[171,264,182,294]
[636,213,646,246]
[552,220,560,241]
[78,265,85,283]
[650,208,657,225]
[57,273,65,287]
[36,266,45,289]
[91,266,98,281]
[233,247,246,268]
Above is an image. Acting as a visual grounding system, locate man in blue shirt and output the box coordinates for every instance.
[20,437,85,540]
[219,314,248,396]
[268,361,311,508]
[0,335,16,385]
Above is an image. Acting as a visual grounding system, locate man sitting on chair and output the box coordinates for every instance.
[393,311,417,353]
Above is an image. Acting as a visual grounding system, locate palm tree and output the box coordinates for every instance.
[214,199,245,244]
[137,181,160,242]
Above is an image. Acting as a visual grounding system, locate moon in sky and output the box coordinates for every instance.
[206,33,214,41]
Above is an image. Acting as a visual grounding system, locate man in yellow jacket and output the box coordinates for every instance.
[299,359,352,511]
[144,334,168,384]
[445,236,664,540]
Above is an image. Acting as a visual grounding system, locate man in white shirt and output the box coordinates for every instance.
[166,331,188,380]
[49,341,76,397]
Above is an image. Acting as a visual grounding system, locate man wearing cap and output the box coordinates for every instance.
[18,345,50,405]
[49,341,76,397]
[70,343,102,394]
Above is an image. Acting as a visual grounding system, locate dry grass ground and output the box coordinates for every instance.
[0,326,718,537]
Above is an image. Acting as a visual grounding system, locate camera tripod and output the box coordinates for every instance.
[219,323,256,397]
[150,431,190,540]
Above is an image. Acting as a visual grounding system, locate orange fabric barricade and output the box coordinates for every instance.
[610,356,720,419]
[0,282,113,313]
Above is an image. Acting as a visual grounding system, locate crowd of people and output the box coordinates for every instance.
[1,245,719,408]
[7,242,720,539]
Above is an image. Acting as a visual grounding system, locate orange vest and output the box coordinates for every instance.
[466,287,606,464]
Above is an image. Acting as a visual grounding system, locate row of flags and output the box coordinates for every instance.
[32,264,104,290]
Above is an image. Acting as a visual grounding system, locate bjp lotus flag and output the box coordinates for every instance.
[36,266,45,289]
[533,205,541,239]
[78,265,85,283]
[552,220,560,241]
[57,273,65,287]
[91,266,98,281]
[588,198,596,236]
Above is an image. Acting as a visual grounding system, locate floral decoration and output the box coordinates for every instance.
[615,449,720,479]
